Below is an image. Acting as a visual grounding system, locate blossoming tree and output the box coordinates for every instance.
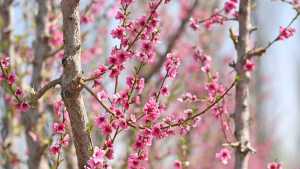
[0,0,298,169]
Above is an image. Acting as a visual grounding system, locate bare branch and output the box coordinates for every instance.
[29,78,61,104]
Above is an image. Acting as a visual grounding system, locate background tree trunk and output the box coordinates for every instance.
[233,0,253,169]
[22,0,51,169]
[0,1,14,169]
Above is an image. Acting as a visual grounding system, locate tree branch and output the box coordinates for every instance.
[30,78,61,104]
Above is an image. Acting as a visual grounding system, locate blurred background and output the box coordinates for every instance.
[1,0,300,168]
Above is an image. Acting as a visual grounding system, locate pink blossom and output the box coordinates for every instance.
[126,76,135,88]
[94,65,108,77]
[141,41,154,55]
[144,97,160,122]
[224,0,238,14]
[54,100,64,117]
[106,148,114,160]
[205,81,219,96]
[116,118,128,129]
[49,144,61,155]
[193,48,212,73]
[97,90,108,101]
[216,148,231,165]
[115,10,125,20]
[15,88,23,97]
[86,147,105,169]
[177,92,197,102]
[204,13,226,29]
[0,56,10,68]
[52,122,65,134]
[95,115,107,128]
[109,65,124,78]
[0,74,4,82]
[17,102,30,112]
[267,162,283,169]
[111,27,126,40]
[136,78,145,94]
[116,50,132,64]
[103,123,113,135]
[128,153,140,169]
[279,26,296,40]
[7,73,16,85]
[189,17,199,30]
[121,0,133,6]
[81,15,93,24]
[151,125,163,138]
[164,53,181,79]
[174,160,182,169]
[49,25,63,47]
[137,51,155,63]
[161,86,169,96]
[244,59,255,72]
[61,134,70,147]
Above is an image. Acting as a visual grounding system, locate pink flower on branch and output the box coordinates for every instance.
[244,59,255,72]
[267,162,283,169]
[52,122,66,134]
[279,26,296,40]
[216,148,231,165]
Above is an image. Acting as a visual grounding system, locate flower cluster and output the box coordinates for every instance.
[164,53,181,79]
[224,0,238,14]
[267,162,283,169]
[0,56,29,112]
[193,48,212,73]
[143,97,160,122]
[85,147,106,169]
[49,101,70,156]
[204,13,227,29]
[216,148,231,165]
[49,25,63,47]
[279,26,296,40]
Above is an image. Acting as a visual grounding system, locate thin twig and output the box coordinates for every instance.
[162,79,237,129]
[30,78,61,103]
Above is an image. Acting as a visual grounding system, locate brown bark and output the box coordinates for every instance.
[21,0,51,169]
[0,0,13,56]
[61,0,91,168]
[233,0,253,169]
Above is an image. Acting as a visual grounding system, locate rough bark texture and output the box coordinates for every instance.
[0,0,13,56]
[64,145,77,169]
[22,0,51,169]
[61,0,91,168]
[233,0,252,169]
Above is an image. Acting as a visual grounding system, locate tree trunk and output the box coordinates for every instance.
[0,0,13,57]
[1,1,14,169]
[61,0,91,168]
[233,0,252,169]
